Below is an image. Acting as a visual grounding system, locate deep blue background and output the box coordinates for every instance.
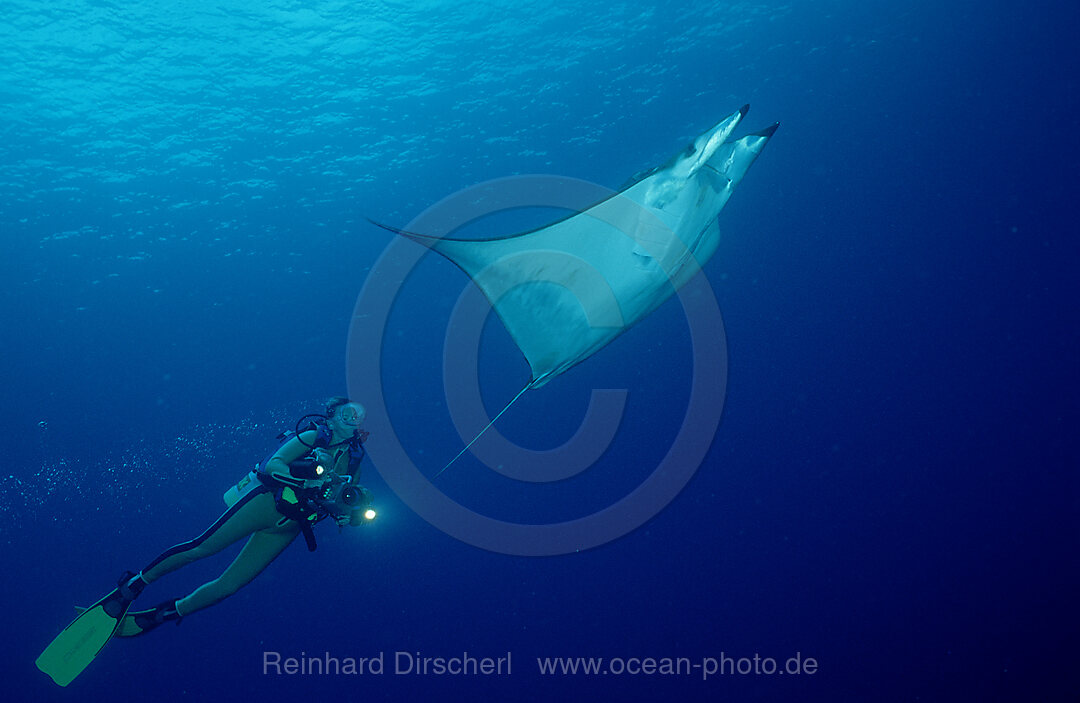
[2,1,1077,701]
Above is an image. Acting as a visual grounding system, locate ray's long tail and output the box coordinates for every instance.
[433,382,533,478]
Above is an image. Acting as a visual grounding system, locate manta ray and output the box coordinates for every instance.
[376,105,777,472]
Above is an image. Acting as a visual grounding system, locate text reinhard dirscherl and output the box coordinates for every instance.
[263,651,512,676]
[263,651,819,680]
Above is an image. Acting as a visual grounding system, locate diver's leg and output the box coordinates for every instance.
[175,521,301,616]
[119,522,301,636]
[140,489,281,583]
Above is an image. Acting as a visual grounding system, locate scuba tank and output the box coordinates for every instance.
[223,470,259,508]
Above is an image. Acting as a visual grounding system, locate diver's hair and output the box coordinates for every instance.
[325,396,351,417]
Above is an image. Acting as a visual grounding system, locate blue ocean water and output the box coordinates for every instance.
[3,0,1077,700]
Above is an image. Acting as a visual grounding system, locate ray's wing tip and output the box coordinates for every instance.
[739,103,750,117]
[367,217,396,232]
[754,122,780,139]
[369,218,429,243]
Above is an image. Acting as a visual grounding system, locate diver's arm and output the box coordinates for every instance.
[263,431,323,488]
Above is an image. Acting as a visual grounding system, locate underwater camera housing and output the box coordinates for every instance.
[314,471,375,522]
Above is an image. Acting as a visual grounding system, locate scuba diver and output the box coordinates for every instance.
[37,397,375,687]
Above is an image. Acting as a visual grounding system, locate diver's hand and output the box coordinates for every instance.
[301,475,332,490]
[313,448,334,470]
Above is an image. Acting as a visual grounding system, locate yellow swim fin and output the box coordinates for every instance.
[37,588,134,686]
[73,604,156,637]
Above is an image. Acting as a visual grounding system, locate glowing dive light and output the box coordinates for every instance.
[363,508,376,521]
